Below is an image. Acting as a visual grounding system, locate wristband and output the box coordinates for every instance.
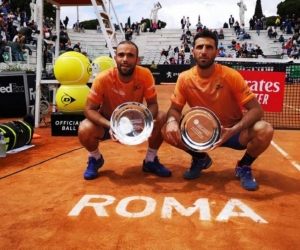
[167,119,177,124]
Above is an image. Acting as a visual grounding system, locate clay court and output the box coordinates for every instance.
[1,85,300,250]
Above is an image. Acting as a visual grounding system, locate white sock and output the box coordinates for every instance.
[145,148,157,163]
[88,149,101,160]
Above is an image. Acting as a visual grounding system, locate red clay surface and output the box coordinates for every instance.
[1,85,300,250]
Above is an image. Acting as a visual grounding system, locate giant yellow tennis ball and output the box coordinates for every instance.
[54,51,92,85]
[92,56,115,74]
[56,85,90,114]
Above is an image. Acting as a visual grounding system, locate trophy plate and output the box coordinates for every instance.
[179,107,221,152]
[110,102,154,145]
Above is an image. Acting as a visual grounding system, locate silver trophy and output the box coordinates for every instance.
[179,107,221,152]
[110,102,154,145]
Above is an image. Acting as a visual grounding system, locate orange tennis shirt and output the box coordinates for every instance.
[171,64,255,128]
[88,65,157,119]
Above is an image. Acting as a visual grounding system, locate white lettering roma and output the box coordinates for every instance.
[68,195,267,223]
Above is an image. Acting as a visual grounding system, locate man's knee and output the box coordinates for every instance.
[254,121,274,142]
[78,119,103,139]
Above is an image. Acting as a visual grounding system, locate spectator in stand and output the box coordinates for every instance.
[218,48,226,57]
[267,26,273,39]
[223,22,229,28]
[125,28,133,41]
[170,57,177,64]
[8,37,24,61]
[256,19,262,36]
[255,46,266,58]
[177,55,185,64]
[218,28,224,39]
[235,42,242,51]
[218,42,225,50]
[163,59,169,65]
[286,21,293,34]
[150,60,157,69]
[174,45,179,53]
[184,43,190,52]
[12,31,24,42]
[59,28,69,38]
[178,49,185,60]
[285,37,293,53]
[249,18,255,30]
[184,34,191,45]
[244,32,251,39]
[180,29,186,40]
[233,21,240,33]
[289,46,299,59]
[238,28,245,40]
[212,29,218,37]
[186,17,191,29]
[184,58,190,64]
[190,34,195,47]
[272,29,278,39]
[160,48,168,58]
[278,34,285,43]
[186,28,192,36]
[294,24,299,34]
[196,21,203,33]
[236,47,242,58]
[181,16,186,30]
[73,42,82,52]
[275,16,281,29]
[63,16,69,29]
[229,15,235,28]
[247,43,255,54]
[168,48,175,61]
[228,39,237,50]
[65,39,73,51]
[280,22,286,33]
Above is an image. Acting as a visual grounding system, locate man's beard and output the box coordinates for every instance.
[117,64,135,77]
[196,56,215,70]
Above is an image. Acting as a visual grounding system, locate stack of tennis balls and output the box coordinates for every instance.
[54,51,92,114]
[54,53,116,114]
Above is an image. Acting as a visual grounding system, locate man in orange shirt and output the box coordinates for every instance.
[78,41,171,180]
[161,30,274,191]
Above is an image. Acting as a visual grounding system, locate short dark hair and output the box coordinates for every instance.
[193,30,218,49]
[117,40,139,57]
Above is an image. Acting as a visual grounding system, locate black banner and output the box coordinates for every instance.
[145,65,190,84]
[26,73,37,107]
[0,73,29,118]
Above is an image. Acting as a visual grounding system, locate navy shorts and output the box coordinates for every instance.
[100,127,111,141]
[220,132,246,150]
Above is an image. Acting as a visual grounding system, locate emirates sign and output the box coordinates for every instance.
[238,70,286,112]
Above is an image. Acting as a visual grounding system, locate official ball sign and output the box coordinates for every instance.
[238,70,285,112]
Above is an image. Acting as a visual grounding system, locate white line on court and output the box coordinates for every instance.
[271,140,300,171]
